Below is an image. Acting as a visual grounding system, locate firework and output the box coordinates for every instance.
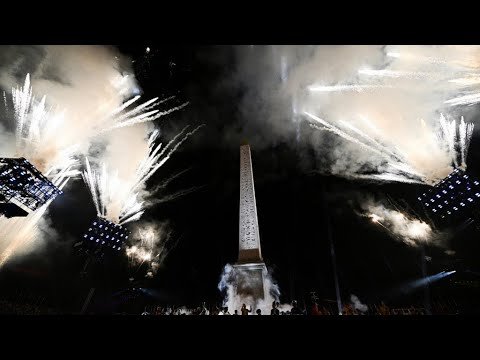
[308,84,390,92]
[366,205,433,246]
[358,68,431,79]
[125,221,175,278]
[82,125,204,225]
[305,110,473,186]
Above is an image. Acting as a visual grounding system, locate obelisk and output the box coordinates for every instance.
[233,143,268,305]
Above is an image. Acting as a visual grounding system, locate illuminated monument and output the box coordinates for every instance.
[233,144,268,305]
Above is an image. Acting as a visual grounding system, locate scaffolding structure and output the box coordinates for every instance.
[0,157,62,218]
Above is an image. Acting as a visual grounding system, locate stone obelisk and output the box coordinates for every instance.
[233,143,268,305]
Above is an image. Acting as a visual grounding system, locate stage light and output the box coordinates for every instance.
[78,216,131,257]
[0,157,62,218]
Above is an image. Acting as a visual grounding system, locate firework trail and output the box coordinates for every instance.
[82,125,204,225]
[274,46,479,186]
[240,46,479,245]
[0,76,81,267]
[459,117,474,168]
[5,73,189,176]
[386,51,447,65]
[101,97,189,131]
[352,173,426,185]
[125,221,176,278]
[306,112,388,158]
[445,93,480,106]
[0,70,188,266]
[304,109,474,185]
[339,120,403,160]
[307,84,391,92]
[305,112,427,182]
[0,45,192,266]
[9,74,80,177]
[358,68,432,79]
[365,205,433,246]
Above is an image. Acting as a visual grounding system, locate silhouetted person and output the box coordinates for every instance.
[223,307,230,315]
[234,310,238,315]
[200,302,208,315]
[241,304,251,315]
[256,309,262,315]
[291,300,302,315]
[271,301,280,315]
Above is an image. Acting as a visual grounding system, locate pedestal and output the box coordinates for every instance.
[232,262,268,304]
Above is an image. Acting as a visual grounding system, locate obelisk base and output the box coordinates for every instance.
[232,262,268,310]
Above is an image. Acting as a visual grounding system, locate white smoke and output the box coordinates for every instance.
[0,122,14,156]
[365,202,434,247]
[232,46,478,185]
[83,123,203,225]
[94,123,152,223]
[0,46,140,173]
[350,294,368,313]
[0,46,191,266]
[218,263,284,315]
[175,306,192,315]
[126,221,174,278]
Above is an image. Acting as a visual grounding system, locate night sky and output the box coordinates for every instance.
[2,45,480,313]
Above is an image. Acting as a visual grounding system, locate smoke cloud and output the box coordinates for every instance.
[230,46,479,185]
[0,45,138,173]
[350,294,368,313]
[362,201,436,247]
[126,220,175,278]
[0,45,185,266]
[218,263,287,315]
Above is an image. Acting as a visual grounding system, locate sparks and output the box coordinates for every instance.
[445,92,480,106]
[307,84,390,92]
[358,68,431,79]
[82,124,204,225]
[369,213,383,223]
[305,110,473,186]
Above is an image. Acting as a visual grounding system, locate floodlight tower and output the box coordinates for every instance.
[417,169,480,229]
[0,158,62,218]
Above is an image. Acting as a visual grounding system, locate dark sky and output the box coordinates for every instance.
[2,45,480,313]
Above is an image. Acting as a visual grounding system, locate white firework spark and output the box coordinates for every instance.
[125,222,174,278]
[306,112,387,158]
[82,124,204,225]
[366,205,433,246]
[298,46,480,187]
[339,120,402,160]
[308,84,391,92]
[305,111,426,182]
[358,68,431,79]
[445,92,480,106]
[101,96,190,131]
[10,74,79,177]
[386,51,448,65]
[438,114,458,167]
[305,110,474,185]
[459,116,475,168]
[0,65,187,266]
[0,75,80,267]
[448,76,480,86]
[7,74,189,175]
[352,173,426,185]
